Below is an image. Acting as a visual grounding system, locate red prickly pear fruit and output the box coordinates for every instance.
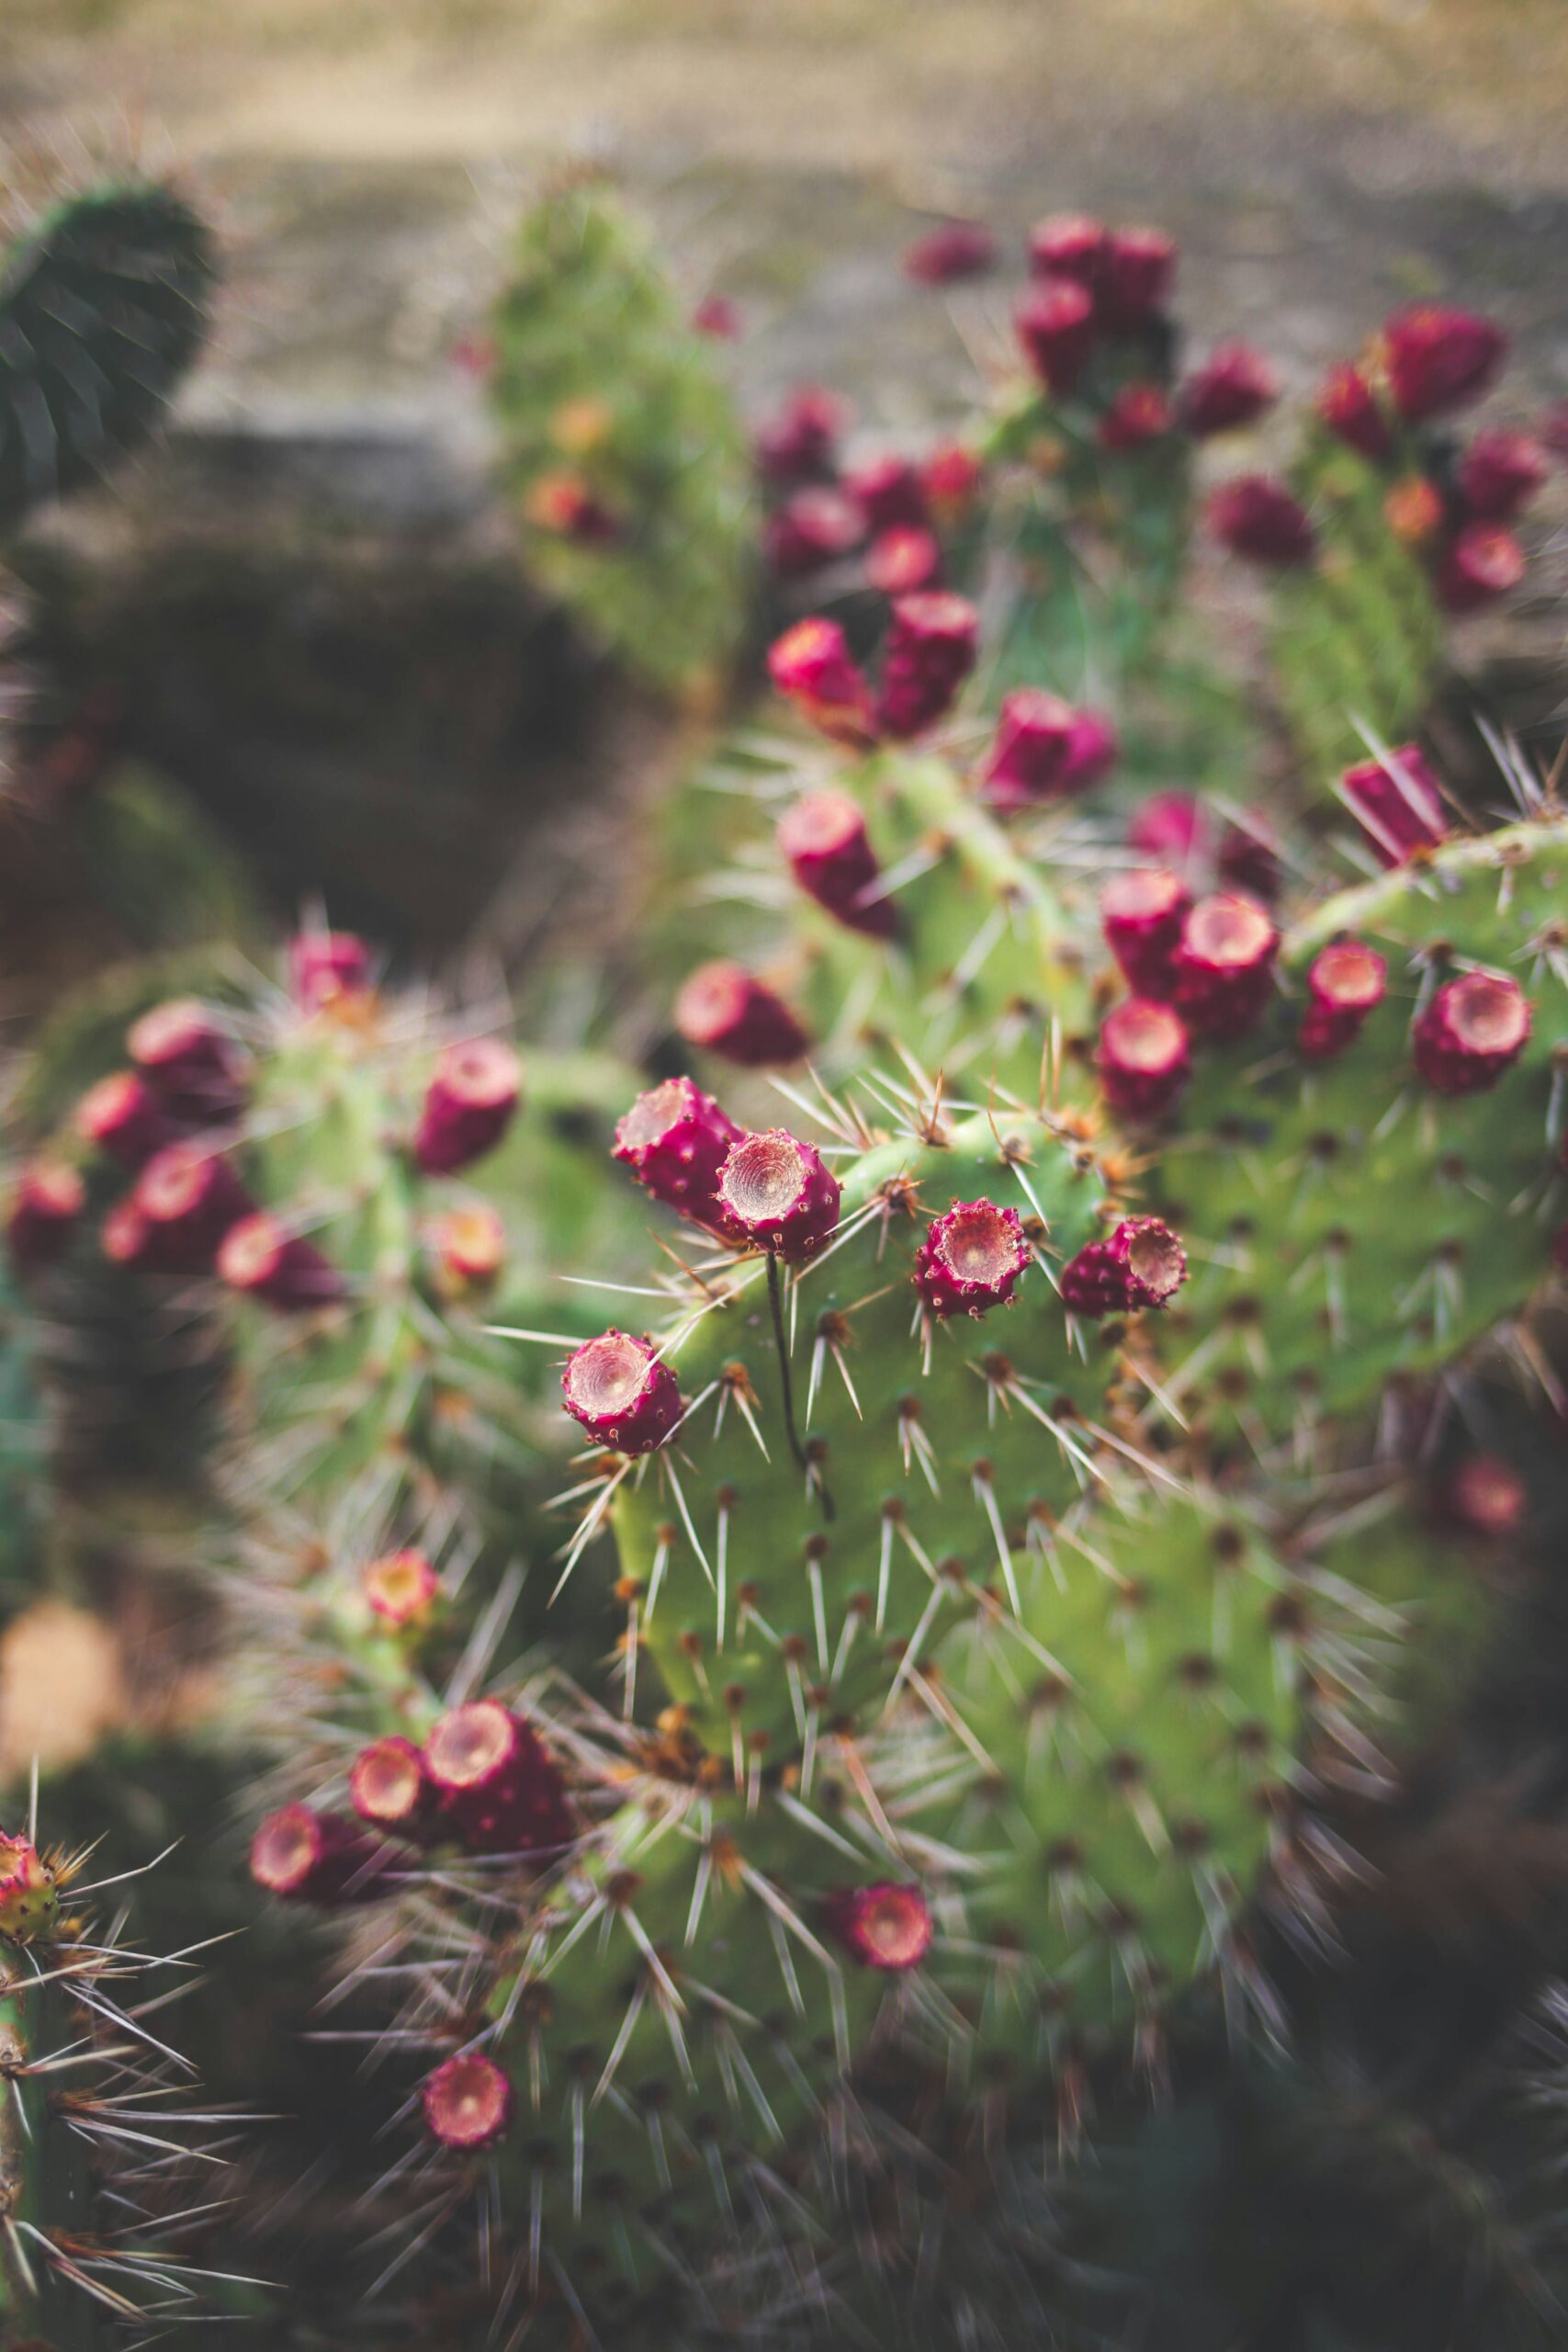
[218,1211,345,1312]
[1171,893,1279,1041]
[614,1076,745,1226]
[1062,707,1120,790]
[875,592,979,740]
[101,1197,155,1270]
[288,930,374,1013]
[0,1830,61,1943]
[1316,362,1394,462]
[675,962,810,1069]
[823,1882,934,1972]
[1060,1217,1188,1317]
[432,1204,507,1292]
[423,1701,574,1857]
[1180,342,1280,437]
[1299,940,1388,1059]
[363,1548,440,1630]
[912,1199,1030,1320]
[1127,792,1208,869]
[1458,429,1548,523]
[902,219,996,286]
[767,617,874,744]
[978,688,1077,811]
[563,1329,683,1454]
[351,1736,439,1837]
[1444,1453,1528,1542]
[841,453,928,535]
[128,999,248,1127]
[765,487,864,578]
[865,525,942,596]
[1099,384,1175,450]
[75,1071,170,1168]
[132,1144,250,1272]
[1216,810,1282,902]
[1206,475,1315,568]
[1383,305,1505,422]
[716,1128,841,1264]
[1436,522,1525,613]
[778,790,899,939]
[1412,970,1531,1096]
[422,2051,513,2150]
[1339,743,1450,869]
[754,386,848,484]
[6,1162,85,1272]
[1097,1000,1191,1122]
[1100,867,1192,998]
[249,1805,398,1905]
[919,440,983,522]
[692,292,740,339]
[1027,213,1107,288]
[1014,277,1097,393]
[414,1040,521,1176]
[1100,225,1177,329]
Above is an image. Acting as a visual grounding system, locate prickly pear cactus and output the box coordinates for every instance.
[0,1251,45,1608]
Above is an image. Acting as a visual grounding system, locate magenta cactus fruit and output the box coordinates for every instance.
[1127,791,1206,867]
[823,1882,934,1972]
[1216,810,1282,902]
[866,524,942,595]
[977,688,1077,810]
[422,2051,513,2151]
[423,1701,574,1856]
[875,591,979,739]
[350,1736,435,1835]
[249,1804,395,1905]
[6,1160,85,1271]
[1171,893,1279,1041]
[765,486,863,578]
[288,929,374,1012]
[675,961,810,1068]
[218,1211,344,1311]
[1015,277,1097,393]
[1027,211,1107,287]
[1436,522,1525,613]
[1383,304,1506,421]
[1099,383,1174,450]
[0,1830,61,1942]
[1063,706,1120,789]
[1445,1453,1528,1541]
[128,997,247,1125]
[1299,939,1388,1059]
[363,1548,440,1630]
[1060,1216,1189,1317]
[1097,1000,1192,1121]
[1315,360,1394,460]
[767,616,874,742]
[1412,970,1531,1095]
[101,1196,154,1270]
[562,1329,683,1454]
[1207,474,1315,567]
[75,1069,169,1168]
[1180,341,1280,436]
[132,1143,249,1271]
[754,384,846,483]
[842,453,928,534]
[1458,428,1548,522]
[614,1075,745,1224]
[1100,866,1192,996]
[912,1198,1030,1320]
[413,1039,522,1175]
[778,789,899,938]
[1100,224,1177,327]
[1340,743,1450,868]
[919,438,983,520]
[715,1127,841,1262]
[902,218,996,285]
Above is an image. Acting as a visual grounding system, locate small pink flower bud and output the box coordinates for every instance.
[1097,1001,1193,1122]
[716,1128,841,1263]
[754,386,846,484]
[414,1041,521,1176]
[765,487,864,578]
[1171,893,1280,1041]
[1436,522,1525,614]
[128,999,248,1126]
[1180,342,1279,438]
[363,1548,440,1630]
[1207,475,1315,568]
[218,1211,345,1312]
[1060,1217,1188,1317]
[1315,362,1394,461]
[919,440,983,521]
[423,1701,574,1857]
[1100,868,1192,998]
[0,1831,60,1943]
[767,616,874,744]
[675,963,810,1069]
[249,1805,397,1905]
[823,1881,933,1971]
[902,219,996,286]
[1127,791,1207,868]
[562,1329,682,1454]
[912,1199,1029,1320]
[1384,305,1506,422]
[875,591,978,740]
[1444,1453,1528,1542]
[865,525,942,596]
[614,1076,745,1226]
[778,790,899,938]
[432,1204,507,1291]
[1015,277,1097,393]
[841,454,929,534]
[351,1736,437,1837]
[1099,383,1175,450]
[288,930,374,1012]
[6,1162,85,1272]
[132,1145,250,1272]
[1458,429,1548,523]
[422,2051,513,2151]
[692,293,741,339]
[1339,743,1450,869]
[1299,940,1388,1060]
[75,1071,169,1168]
[1027,213,1107,288]
[1412,970,1531,1096]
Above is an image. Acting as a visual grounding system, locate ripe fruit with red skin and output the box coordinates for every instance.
[1014,278,1097,394]
[767,616,874,742]
[413,1040,521,1175]
[1180,342,1279,436]
[875,592,978,740]
[1060,1217,1188,1317]
[1027,213,1106,288]
[842,454,928,534]
[422,2052,513,2150]
[132,1144,250,1272]
[912,1199,1029,1320]
[1412,971,1531,1095]
[1100,226,1177,328]
[1436,523,1525,613]
[1127,792,1207,868]
[754,385,846,483]
[823,1882,934,1972]
[1097,1000,1192,1121]
[423,1701,574,1856]
[1207,475,1315,567]
[902,220,996,285]
[101,1197,154,1270]
[1458,429,1548,522]
[1171,894,1279,1041]
[1299,940,1387,1059]
[715,1129,841,1263]
[218,1211,344,1311]
[778,791,899,939]
[765,487,863,578]
[128,998,247,1125]
[76,1070,169,1168]
[1099,384,1174,450]
[1384,305,1506,422]
[1062,707,1119,789]
[6,1162,85,1272]
[1100,867,1191,998]
[675,963,809,1069]
[977,688,1076,810]
[1340,743,1450,868]
[614,1076,745,1227]
[865,525,942,595]
[1316,362,1393,461]
[351,1736,437,1837]
[563,1330,682,1454]
[249,1805,397,1905]
[288,930,373,1012]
